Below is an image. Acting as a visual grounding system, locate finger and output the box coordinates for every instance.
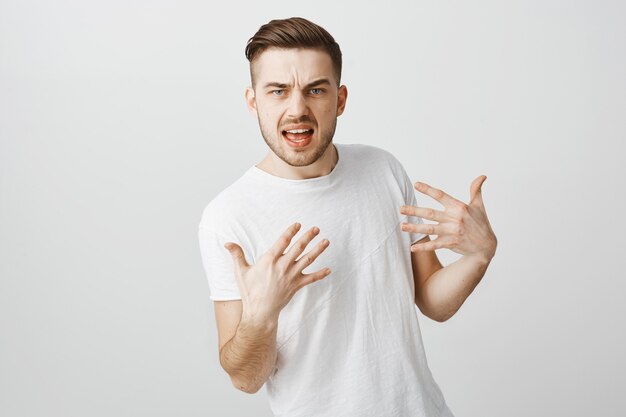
[267,222,302,259]
[410,236,451,252]
[469,175,487,206]
[414,181,462,208]
[298,267,332,290]
[293,237,330,274]
[283,226,321,264]
[400,205,449,222]
[401,222,444,236]
[224,242,250,271]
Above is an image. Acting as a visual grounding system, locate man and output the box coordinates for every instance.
[198,16,497,417]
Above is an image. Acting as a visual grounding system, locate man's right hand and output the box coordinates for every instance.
[224,222,331,323]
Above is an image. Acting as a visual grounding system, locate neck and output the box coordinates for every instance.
[257,143,338,180]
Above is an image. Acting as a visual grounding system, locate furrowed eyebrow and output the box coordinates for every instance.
[262,78,332,90]
[304,78,331,89]
[263,82,289,89]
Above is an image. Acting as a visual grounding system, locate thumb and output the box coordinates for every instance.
[224,242,250,271]
[470,175,487,206]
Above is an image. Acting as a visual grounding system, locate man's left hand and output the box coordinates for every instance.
[399,175,497,263]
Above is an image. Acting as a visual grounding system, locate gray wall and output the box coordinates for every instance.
[1,1,624,416]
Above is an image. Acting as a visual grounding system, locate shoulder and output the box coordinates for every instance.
[198,173,251,233]
[348,143,402,164]
[342,143,405,176]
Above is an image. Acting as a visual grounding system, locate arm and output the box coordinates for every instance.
[410,235,492,322]
[401,176,497,322]
[217,303,278,394]
[215,223,332,394]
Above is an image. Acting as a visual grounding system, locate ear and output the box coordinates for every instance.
[336,85,348,117]
[244,86,257,117]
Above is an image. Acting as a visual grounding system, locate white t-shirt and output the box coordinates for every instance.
[198,143,455,417]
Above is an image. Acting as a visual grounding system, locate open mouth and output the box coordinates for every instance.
[282,128,314,145]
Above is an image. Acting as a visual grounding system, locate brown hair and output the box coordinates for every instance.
[245,17,342,88]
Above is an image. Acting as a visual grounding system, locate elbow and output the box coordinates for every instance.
[415,299,450,323]
[230,376,263,394]
[220,356,269,394]
[432,308,457,323]
[220,360,260,394]
[235,382,262,394]
[432,313,451,323]
[418,301,453,323]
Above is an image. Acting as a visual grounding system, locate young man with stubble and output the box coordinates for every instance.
[198,16,497,417]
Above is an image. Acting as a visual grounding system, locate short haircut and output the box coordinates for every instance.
[245,17,342,89]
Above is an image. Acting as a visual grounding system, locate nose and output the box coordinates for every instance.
[286,90,309,118]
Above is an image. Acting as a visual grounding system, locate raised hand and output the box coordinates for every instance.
[224,223,332,322]
[399,175,497,262]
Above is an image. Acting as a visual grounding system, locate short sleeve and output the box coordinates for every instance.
[198,224,242,301]
[400,168,427,245]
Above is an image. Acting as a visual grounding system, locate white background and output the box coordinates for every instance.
[1,1,625,416]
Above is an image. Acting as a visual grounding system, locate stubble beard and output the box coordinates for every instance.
[257,115,337,167]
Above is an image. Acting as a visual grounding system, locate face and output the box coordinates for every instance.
[245,48,347,167]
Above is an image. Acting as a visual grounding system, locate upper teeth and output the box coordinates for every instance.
[286,129,310,133]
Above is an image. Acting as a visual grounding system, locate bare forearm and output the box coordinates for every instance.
[418,254,492,322]
[219,314,278,394]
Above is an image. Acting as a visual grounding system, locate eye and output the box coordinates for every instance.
[310,88,323,95]
[271,90,284,96]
